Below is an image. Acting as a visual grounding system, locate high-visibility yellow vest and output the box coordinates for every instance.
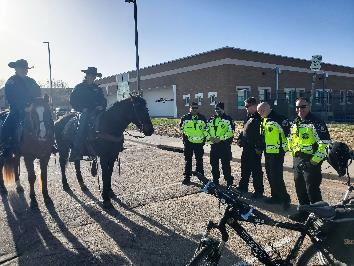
[288,113,331,163]
[180,113,207,143]
[260,111,289,154]
[206,114,234,143]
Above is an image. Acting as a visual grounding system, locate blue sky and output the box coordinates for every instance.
[0,0,353,87]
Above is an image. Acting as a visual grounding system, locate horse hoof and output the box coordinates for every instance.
[80,184,88,192]
[102,200,113,209]
[30,199,38,209]
[109,189,116,199]
[62,183,70,191]
[44,195,53,205]
[16,185,24,193]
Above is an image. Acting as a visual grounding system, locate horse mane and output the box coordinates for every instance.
[108,96,147,111]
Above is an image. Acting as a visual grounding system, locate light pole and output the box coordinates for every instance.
[125,0,141,95]
[274,66,281,106]
[43,41,53,110]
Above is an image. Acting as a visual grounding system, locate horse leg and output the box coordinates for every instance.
[59,147,70,191]
[107,158,116,198]
[40,156,51,203]
[100,157,113,208]
[24,155,38,208]
[0,159,8,195]
[14,156,24,193]
[74,160,87,191]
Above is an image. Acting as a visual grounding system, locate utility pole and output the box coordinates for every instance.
[274,66,281,106]
[43,41,53,110]
[125,0,141,96]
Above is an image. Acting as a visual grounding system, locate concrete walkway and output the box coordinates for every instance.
[125,131,354,179]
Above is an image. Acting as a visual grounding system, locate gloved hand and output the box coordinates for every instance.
[297,160,315,172]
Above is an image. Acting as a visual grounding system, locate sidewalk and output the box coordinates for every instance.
[125,131,354,179]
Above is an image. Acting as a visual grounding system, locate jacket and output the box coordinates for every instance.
[70,82,107,112]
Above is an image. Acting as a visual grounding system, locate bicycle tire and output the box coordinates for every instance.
[297,243,348,266]
[187,243,220,266]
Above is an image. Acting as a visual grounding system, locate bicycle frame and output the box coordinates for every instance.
[192,171,354,265]
[199,204,339,265]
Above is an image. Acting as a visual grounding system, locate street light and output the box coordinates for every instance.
[43,41,53,109]
[125,0,141,95]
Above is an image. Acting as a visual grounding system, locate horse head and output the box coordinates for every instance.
[129,95,154,136]
[21,97,54,156]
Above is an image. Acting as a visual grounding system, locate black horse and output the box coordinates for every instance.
[54,96,154,207]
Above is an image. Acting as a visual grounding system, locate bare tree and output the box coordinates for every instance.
[38,79,68,88]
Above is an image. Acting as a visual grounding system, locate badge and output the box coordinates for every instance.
[268,127,273,132]
[302,133,309,139]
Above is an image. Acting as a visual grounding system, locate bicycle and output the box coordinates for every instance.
[187,143,354,265]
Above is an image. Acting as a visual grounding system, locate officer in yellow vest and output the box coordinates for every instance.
[288,97,331,222]
[179,102,207,185]
[207,102,235,187]
[257,102,291,210]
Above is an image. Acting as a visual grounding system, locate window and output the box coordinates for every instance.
[340,90,345,105]
[195,93,203,106]
[284,88,306,107]
[183,94,190,106]
[315,89,332,105]
[347,90,353,104]
[208,92,217,105]
[258,87,271,102]
[236,86,250,110]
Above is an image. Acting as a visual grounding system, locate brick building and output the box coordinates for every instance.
[97,47,354,121]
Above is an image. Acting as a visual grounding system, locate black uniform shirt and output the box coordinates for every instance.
[238,112,262,149]
[70,82,107,112]
[5,75,41,110]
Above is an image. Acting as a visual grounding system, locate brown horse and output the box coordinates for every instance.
[2,98,54,207]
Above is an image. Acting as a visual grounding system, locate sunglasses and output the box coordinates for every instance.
[296,105,308,109]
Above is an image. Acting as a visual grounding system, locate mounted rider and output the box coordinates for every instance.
[69,67,107,161]
[1,59,41,156]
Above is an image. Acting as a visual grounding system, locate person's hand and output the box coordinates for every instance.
[309,159,317,165]
[213,137,221,144]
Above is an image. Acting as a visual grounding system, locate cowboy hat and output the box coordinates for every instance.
[81,67,102,78]
[8,59,33,69]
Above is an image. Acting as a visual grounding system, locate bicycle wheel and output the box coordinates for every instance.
[187,241,220,266]
[297,243,348,266]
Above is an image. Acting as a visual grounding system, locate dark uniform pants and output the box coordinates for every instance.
[238,147,263,194]
[265,153,290,202]
[183,141,204,178]
[293,155,322,205]
[210,142,233,184]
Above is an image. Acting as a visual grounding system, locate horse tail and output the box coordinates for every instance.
[3,157,16,186]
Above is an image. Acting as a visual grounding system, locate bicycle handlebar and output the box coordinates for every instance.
[195,172,252,214]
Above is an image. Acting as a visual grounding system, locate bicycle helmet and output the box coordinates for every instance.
[327,142,352,177]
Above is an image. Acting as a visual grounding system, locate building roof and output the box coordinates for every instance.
[97,46,354,84]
